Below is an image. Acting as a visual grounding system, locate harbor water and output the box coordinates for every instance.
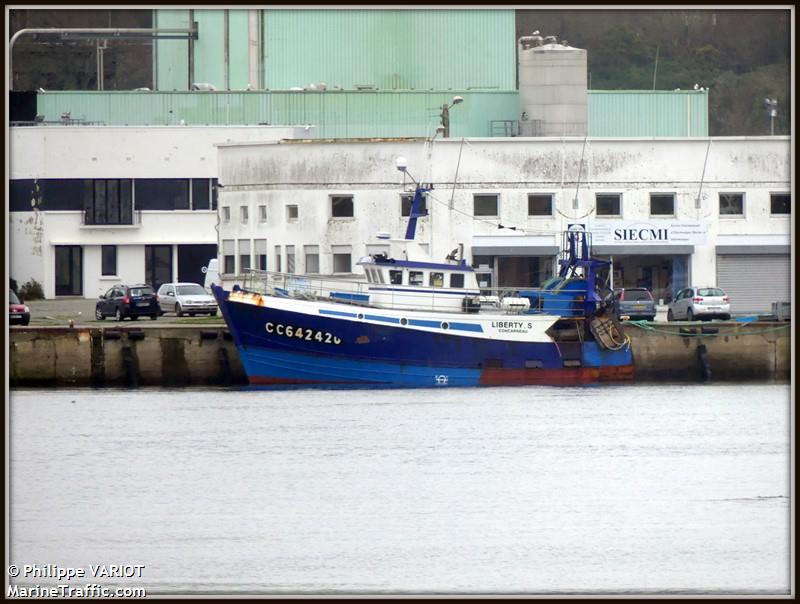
[9,384,791,595]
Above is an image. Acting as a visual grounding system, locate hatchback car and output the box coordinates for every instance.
[667,286,731,321]
[157,282,218,316]
[614,287,657,321]
[9,289,31,325]
[95,284,159,321]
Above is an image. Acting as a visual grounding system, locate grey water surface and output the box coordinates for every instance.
[9,384,791,595]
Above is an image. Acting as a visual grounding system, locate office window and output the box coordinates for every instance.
[286,245,296,273]
[287,205,299,220]
[528,194,553,216]
[255,239,267,270]
[240,205,249,224]
[222,239,235,274]
[770,193,790,215]
[82,179,133,225]
[332,245,352,273]
[134,178,189,210]
[474,194,498,216]
[222,206,231,222]
[305,245,320,273]
[718,193,744,216]
[275,245,282,273]
[258,205,267,222]
[101,245,117,276]
[650,193,675,216]
[331,195,354,217]
[239,239,251,272]
[401,193,428,217]
[596,193,621,217]
[191,178,211,210]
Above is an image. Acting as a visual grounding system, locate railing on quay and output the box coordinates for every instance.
[239,269,589,317]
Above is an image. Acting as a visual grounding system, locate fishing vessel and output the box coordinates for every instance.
[212,162,633,388]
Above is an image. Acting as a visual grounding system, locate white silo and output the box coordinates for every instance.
[518,33,588,137]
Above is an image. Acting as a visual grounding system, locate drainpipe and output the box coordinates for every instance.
[9,26,198,91]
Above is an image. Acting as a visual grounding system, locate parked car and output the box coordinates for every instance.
[157,282,218,317]
[667,286,730,321]
[614,287,657,321]
[95,284,159,321]
[9,289,31,325]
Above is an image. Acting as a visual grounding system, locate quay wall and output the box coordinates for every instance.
[8,323,791,388]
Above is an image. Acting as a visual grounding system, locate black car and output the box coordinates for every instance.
[95,284,159,321]
[614,287,657,321]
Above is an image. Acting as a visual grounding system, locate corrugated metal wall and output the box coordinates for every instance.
[36,91,520,138]
[155,9,515,92]
[588,91,708,137]
[262,9,516,91]
[36,90,708,138]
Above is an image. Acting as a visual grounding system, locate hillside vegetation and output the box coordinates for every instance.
[517,9,791,135]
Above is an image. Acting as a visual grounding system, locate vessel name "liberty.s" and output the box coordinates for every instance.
[492,321,533,330]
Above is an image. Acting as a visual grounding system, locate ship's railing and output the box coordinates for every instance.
[240,269,601,317]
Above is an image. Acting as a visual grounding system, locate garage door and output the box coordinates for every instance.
[716,254,790,314]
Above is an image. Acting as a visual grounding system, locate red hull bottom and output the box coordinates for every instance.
[478,364,635,386]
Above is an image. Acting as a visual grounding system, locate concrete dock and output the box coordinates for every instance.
[8,320,791,387]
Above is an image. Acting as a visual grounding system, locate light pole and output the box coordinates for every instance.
[764,98,778,135]
[440,95,464,138]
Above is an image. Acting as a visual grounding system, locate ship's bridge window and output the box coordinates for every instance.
[364,269,374,283]
[389,270,403,285]
[430,272,444,287]
[374,269,385,284]
[450,273,465,288]
[409,271,423,286]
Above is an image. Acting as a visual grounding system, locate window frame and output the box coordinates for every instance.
[473,193,499,217]
[401,193,428,217]
[649,193,675,217]
[330,195,355,218]
[286,204,299,221]
[718,192,745,218]
[770,192,790,215]
[527,193,554,217]
[101,245,117,276]
[595,193,622,218]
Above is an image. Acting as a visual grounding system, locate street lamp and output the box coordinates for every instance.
[764,97,778,135]
[440,95,464,138]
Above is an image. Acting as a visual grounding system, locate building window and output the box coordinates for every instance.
[596,193,621,217]
[255,239,267,270]
[401,193,428,217]
[258,205,267,222]
[101,245,117,276]
[286,245,296,273]
[287,205,299,221]
[191,178,212,210]
[331,195,354,217]
[305,245,320,273]
[240,205,249,224]
[83,179,133,225]
[332,246,352,273]
[474,194,498,217]
[275,245,282,273]
[239,240,251,272]
[718,193,744,216]
[222,239,235,274]
[527,194,553,216]
[222,206,231,222]
[134,178,189,210]
[650,193,675,216]
[770,193,790,215]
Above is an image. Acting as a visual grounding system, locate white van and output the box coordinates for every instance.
[202,258,220,292]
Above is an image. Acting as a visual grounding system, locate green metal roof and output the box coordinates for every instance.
[35,90,708,138]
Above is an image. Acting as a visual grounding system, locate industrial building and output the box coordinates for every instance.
[7,8,790,314]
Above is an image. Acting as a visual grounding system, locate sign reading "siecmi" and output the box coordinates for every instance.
[587,220,707,245]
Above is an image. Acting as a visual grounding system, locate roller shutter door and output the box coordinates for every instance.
[716,254,790,314]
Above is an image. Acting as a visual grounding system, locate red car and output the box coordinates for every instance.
[9,290,31,325]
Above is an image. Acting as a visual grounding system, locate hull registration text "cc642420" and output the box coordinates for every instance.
[265,322,342,345]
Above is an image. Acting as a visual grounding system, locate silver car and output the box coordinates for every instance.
[667,286,731,321]
[157,282,218,317]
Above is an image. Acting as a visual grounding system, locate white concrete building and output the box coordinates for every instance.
[9,125,313,299]
[216,136,791,314]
